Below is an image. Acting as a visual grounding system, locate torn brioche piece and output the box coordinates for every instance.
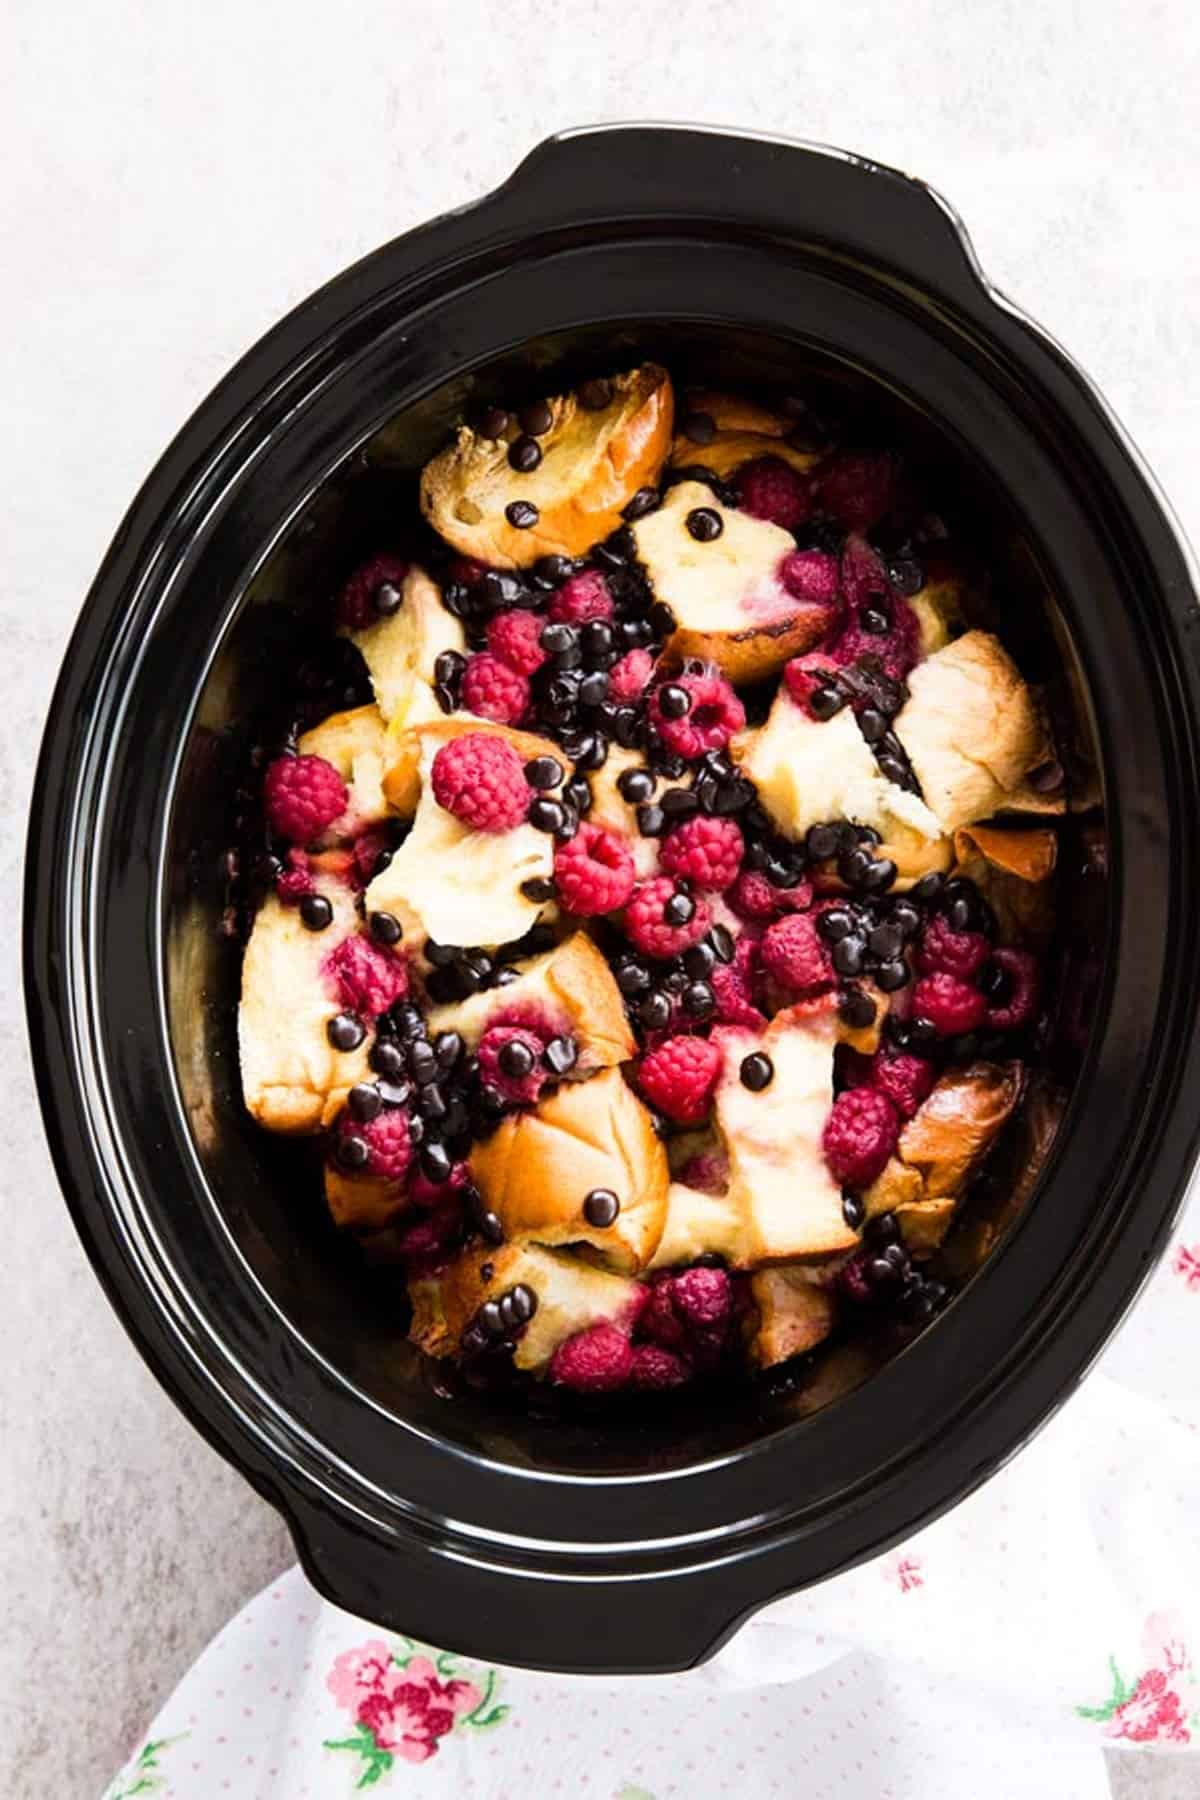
[420,365,674,568]
[323,1162,409,1234]
[648,1180,745,1271]
[631,481,828,683]
[714,1005,860,1262]
[238,875,371,1133]
[586,745,660,877]
[425,930,634,1070]
[670,390,824,481]
[469,1068,669,1275]
[863,1061,1025,1252]
[368,720,556,954]
[409,1241,643,1373]
[299,703,391,833]
[744,1265,839,1370]
[341,564,465,730]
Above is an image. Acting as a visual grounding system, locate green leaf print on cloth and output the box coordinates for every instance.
[104,1735,186,1799]
[1076,1613,1199,1745]
[324,1635,508,1785]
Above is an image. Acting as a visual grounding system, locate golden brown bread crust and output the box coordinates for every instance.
[669,610,831,687]
[381,716,564,818]
[324,1163,409,1233]
[744,1267,838,1370]
[863,1061,1025,1242]
[426,931,633,1069]
[669,390,822,481]
[952,824,1058,949]
[468,1068,669,1274]
[419,366,674,568]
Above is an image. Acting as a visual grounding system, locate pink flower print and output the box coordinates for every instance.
[357,1657,481,1763]
[1105,1668,1191,1745]
[326,1637,507,1780]
[326,1639,394,1710]
[883,1551,923,1592]
[1078,1612,1198,1744]
[1171,1243,1200,1290]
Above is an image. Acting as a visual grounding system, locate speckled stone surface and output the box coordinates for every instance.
[5,2,1200,1795]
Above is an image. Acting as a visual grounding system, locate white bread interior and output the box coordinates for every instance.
[342,565,465,729]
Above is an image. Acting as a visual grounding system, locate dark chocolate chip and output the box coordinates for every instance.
[370,1040,406,1079]
[337,1132,369,1170]
[327,1013,365,1051]
[519,400,553,436]
[842,1191,866,1229]
[739,1052,774,1091]
[543,1035,578,1075]
[617,767,655,804]
[639,991,672,1030]
[683,941,716,980]
[809,683,846,721]
[420,1141,453,1184]
[498,1038,535,1079]
[681,410,716,444]
[658,683,692,719]
[664,892,695,927]
[637,803,666,837]
[520,876,558,902]
[529,797,565,834]
[376,1078,413,1108]
[833,935,867,977]
[583,1188,620,1228]
[347,1082,382,1123]
[709,922,736,963]
[478,406,511,438]
[686,506,724,542]
[622,486,661,521]
[818,906,857,943]
[508,435,542,473]
[300,894,333,931]
[806,823,843,861]
[506,499,539,530]
[876,958,911,991]
[838,985,877,1029]
[660,785,699,819]
[369,910,402,945]
[682,980,715,1019]
[577,377,612,410]
[373,580,403,617]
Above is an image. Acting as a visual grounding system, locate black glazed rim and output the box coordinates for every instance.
[23,127,1200,1673]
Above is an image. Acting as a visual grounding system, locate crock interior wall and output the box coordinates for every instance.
[165,321,1105,1477]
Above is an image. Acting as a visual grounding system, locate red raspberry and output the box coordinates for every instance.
[711,935,766,1029]
[727,869,813,919]
[264,753,348,844]
[830,604,919,683]
[782,652,841,718]
[838,1249,876,1305]
[735,456,810,528]
[460,653,529,725]
[485,608,548,675]
[636,1034,722,1125]
[430,731,530,832]
[629,1343,693,1390]
[648,670,745,760]
[607,647,655,701]
[408,1160,469,1210]
[917,915,991,981]
[813,450,900,531]
[985,947,1040,1032]
[336,553,409,631]
[676,1149,730,1194]
[839,534,891,611]
[323,934,408,1018]
[624,877,711,959]
[351,828,391,886]
[548,569,614,624]
[911,972,988,1036]
[870,1051,936,1120]
[477,1025,548,1106]
[548,1322,634,1392]
[391,1194,465,1277]
[640,1266,733,1368]
[336,1107,413,1183]
[276,848,315,903]
[554,823,636,916]
[761,913,834,996]
[780,548,841,607]
[671,1265,734,1331]
[660,816,744,891]
[822,1087,900,1187]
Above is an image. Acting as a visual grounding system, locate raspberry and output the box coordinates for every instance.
[276,848,315,904]
[607,647,655,701]
[477,1025,548,1106]
[391,1194,464,1277]
[640,1266,733,1368]
[486,608,548,676]
[408,1160,470,1210]
[917,915,991,981]
[735,456,810,529]
[548,569,614,624]
[624,877,711,959]
[351,828,391,886]
[336,1107,413,1183]
[911,972,988,1036]
[672,1265,734,1331]
[838,1249,876,1305]
[830,604,919,683]
[648,670,745,760]
[548,1322,633,1392]
[780,548,841,608]
[264,753,348,844]
[813,451,900,531]
[336,553,410,631]
[985,947,1040,1032]
[323,934,409,1018]
[870,1052,936,1120]
[636,1034,722,1125]
[782,653,841,718]
[761,913,834,996]
[430,731,530,832]
[676,1149,730,1194]
[727,869,812,920]
[460,653,529,725]
[553,823,636,916]
[711,935,766,1029]
[629,1343,693,1390]
[660,816,744,891]
[838,534,891,612]
[823,1087,900,1187]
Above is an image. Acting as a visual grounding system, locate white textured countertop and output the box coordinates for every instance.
[4,2,1199,1794]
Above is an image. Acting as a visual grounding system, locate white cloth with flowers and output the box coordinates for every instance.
[103,1178,1200,1800]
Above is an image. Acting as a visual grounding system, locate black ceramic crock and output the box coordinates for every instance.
[25,126,1200,1675]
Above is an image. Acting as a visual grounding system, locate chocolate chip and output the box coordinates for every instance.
[347,1082,382,1123]
[659,684,691,719]
[1029,758,1065,793]
[890,901,921,939]
[434,682,456,714]
[420,1141,454,1185]
[664,891,695,927]
[837,847,873,889]
[299,894,333,931]
[508,436,542,473]
[686,506,723,542]
[740,1052,774,1091]
[842,1191,866,1229]
[506,499,539,529]
[616,959,652,996]
[327,1013,365,1051]
[376,1078,412,1108]
[649,601,677,637]
[510,1282,537,1321]
[478,1209,506,1246]
[833,935,866,977]
[580,620,615,663]
[858,706,887,744]
[621,486,661,521]
[637,803,666,837]
[498,1038,535,1079]
[682,980,715,1019]
[809,683,846,721]
[913,872,946,903]
[683,941,716,980]
[876,958,911,991]
[639,991,672,1030]
[886,556,925,597]
[838,985,877,1029]
[860,857,898,894]
[661,785,699,819]
[868,922,904,960]
[577,377,612,410]
[613,706,641,747]
[525,754,564,790]
[420,1083,448,1120]
[478,406,511,438]
[482,570,526,609]
[370,1040,406,1079]
[617,767,655,804]
[543,1035,578,1074]
[409,1039,438,1084]
[426,940,459,967]
[337,1132,369,1169]
[478,1299,505,1338]
[806,823,843,861]
[709,923,736,964]
[578,671,610,709]
[434,1031,464,1071]
[583,1188,620,1227]
[373,580,403,617]
[520,876,558,902]
[861,606,889,635]
[681,410,716,444]
[818,906,857,943]
[519,400,553,436]
[529,797,565,834]
[369,910,402,945]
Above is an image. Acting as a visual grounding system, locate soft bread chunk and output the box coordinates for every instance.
[424,931,634,1068]
[910,564,966,658]
[342,565,465,729]
[587,745,660,876]
[299,703,390,831]
[631,482,827,683]
[953,823,1057,949]
[324,1163,408,1233]
[669,390,822,481]
[368,723,553,953]
[745,1266,838,1369]
[648,1181,745,1270]
[238,877,370,1133]
[420,365,674,568]
[736,685,943,849]
[409,1241,642,1372]
[715,1007,859,1261]
[863,1061,1025,1244]
[469,1068,669,1274]
[896,631,1051,834]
